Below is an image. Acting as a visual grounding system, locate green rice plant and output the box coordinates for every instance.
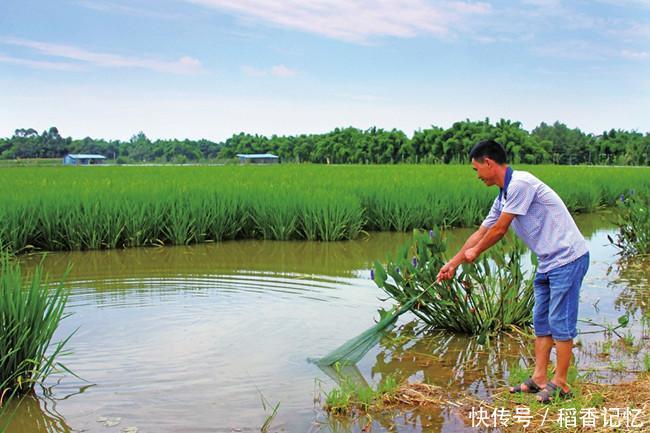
[162,197,197,245]
[77,199,125,250]
[0,205,38,253]
[0,254,73,399]
[249,192,300,240]
[358,191,394,231]
[609,190,650,256]
[207,194,247,241]
[458,196,491,227]
[299,194,365,241]
[35,202,67,251]
[360,188,462,232]
[0,165,649,253]
[121,198,166,247]
[644,353,650,372]
[382,191,430,232]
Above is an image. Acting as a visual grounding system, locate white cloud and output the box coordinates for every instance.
[75,0,182,19]
[186,0,492,43]
[595,0,650,8]
[241,64,297,77]
[0,54,84,71]
[621,49,650,60]
[0,37,204,74]
[533,39,618,61]
[270,64,296,77]
[533,39,650,62]
[522,0,562,7]
[607,22,650,41]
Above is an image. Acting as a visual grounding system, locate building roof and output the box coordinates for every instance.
[236,153,278,159]
[67,154,107,159]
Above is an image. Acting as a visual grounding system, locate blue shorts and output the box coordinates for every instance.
[533,252,589,341]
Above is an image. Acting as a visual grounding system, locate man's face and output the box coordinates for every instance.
[471,158,496,186]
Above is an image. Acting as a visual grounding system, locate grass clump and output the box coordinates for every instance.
[323,364,426,416]
[373,229,535,343]
[0,254,73,403]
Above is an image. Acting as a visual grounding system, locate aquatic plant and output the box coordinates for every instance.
[375,229,535,340]
[258,391,280,433]
[0,254,73,400]
[609,190,650,257]
[315,229,535,366]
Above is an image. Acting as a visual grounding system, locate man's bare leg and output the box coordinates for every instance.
[549,339,572,392]
[510,336,553,392]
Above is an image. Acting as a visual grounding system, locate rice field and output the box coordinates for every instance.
[1,164,649,252]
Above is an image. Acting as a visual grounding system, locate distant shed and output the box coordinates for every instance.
[63,154,107,165]
[236,153,279,164]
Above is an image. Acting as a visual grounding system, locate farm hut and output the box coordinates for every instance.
[236,153,279,164]
[63,154,107,165]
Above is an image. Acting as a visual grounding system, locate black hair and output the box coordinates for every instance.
[469,139,507,164]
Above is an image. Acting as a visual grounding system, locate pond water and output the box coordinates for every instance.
[2,211,648,433]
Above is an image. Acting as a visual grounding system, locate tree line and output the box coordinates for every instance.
[1,119,648,165]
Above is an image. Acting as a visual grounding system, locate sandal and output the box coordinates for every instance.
[509,377,542,394]
[536,381,572,404]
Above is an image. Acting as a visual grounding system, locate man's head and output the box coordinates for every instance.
[469,140,507,186]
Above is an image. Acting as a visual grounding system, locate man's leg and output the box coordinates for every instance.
[532,336,553,386]
[539,253,589,400]
[552,339,573,392]
[510,271,551,392]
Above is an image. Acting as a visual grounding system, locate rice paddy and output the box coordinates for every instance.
[1,164,649,253]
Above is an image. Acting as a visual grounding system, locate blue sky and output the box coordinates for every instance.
[1,0,648,141]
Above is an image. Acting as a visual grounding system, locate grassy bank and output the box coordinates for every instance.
[1,165,649,252]
[321,373,650,431]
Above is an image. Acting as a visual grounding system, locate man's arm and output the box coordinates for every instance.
[451,225,488,266]
[463,212,515,262]
[436,225,488,282]
[436,212,516,281]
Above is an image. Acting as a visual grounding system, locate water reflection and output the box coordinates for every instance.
[372,322,531,395]
[612,256,650,316]
[20,233,415,281]
[1,393,71,433]
[317,322,531,433]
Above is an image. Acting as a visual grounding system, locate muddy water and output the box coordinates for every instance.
[2,212,648,433]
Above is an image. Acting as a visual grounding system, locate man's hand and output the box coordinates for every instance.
[436,261,458,282]
[464,247,480,263]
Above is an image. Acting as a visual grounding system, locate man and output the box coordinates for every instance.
[436,139,589,403]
